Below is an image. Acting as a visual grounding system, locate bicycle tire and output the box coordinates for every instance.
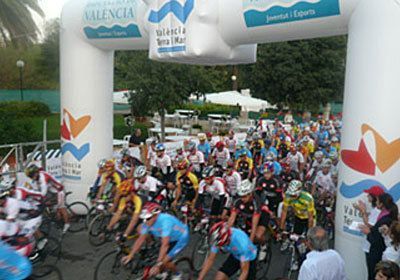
[67,201,89,233]
[191,235,209,272]
[94,250,138,280]
[175,257,194,280]
[88,213,111,247]
[85,206,97,229]
[31,264,63,279]
[256,242,272,280]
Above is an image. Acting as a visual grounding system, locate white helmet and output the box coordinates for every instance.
[286,180,302,196]
[134,165,147,178]
[314,151,324,159]
[237,180,254,196]
[322,159,332,169]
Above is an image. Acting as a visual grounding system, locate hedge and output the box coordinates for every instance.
[0,101,51,118]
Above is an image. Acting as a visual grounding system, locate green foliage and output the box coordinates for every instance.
[0,115,39,144]
[240,36,347,111]
[0,101,51,117]
[0,0,44,47]
[113,115,149,139]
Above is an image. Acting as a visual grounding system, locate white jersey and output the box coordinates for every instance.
[225,137,237,153]
[156,154,173,175]
[147,147,157,167]
[1,197,20,220]
[134,176,162,195]
[199,178,227,199]
[223,171,241,197]
[212,148,231,166]
[286,152,304,173]
[313,171,336,193]
[187,151,205,172]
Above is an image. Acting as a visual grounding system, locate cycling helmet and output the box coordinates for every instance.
[202,166,216,179]
[322,159,332,169]
[119,179,134,196]
[150,138,158,145]
[209,221,231,247]
[225,160,235,170]
[263,162,274,174]
[206,132,213,138]
[331,136,339,143]
[155,143,165,152]
[329,151,339,160]
[187,141,196,151]
[140,202,162,220]
[286,180,302,196]
[177,159,190,170]
[216,141,225,149]
[314,151,324,159]
[105,159,115,172]
[25,164,40,178]
[265,152,275,162]
[239,149,248,157]
[97,159,107,169]
[198,133,206,141]
[134,165,147,178]
[237,179,254,196]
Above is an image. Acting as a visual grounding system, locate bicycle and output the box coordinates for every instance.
[29,235,62,278]
[191,212,211,272]
[282,232,308,280]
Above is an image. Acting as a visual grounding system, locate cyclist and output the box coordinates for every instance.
[186,141,205,179]
[307,150,325,180]
[311,160,336,196]
[250,133,266,169]
[173,147,187,166]
[256,162,283,215]
[95,159,125,202]
[155,144,175,189]
[234,140,252,160]
[198,221,257,280]
[172,159,199,211]
[133,165,163,201]
[122,202,189,280]
[225,130,236,158]
[25,164,70,233]
[235,150,254,180]
[147,138,158,176]
[265,152,282,176]
[285,144,305,178]
[212,141,230,169]
[88,159,108,201]
[197,133,211,162]
[222,160,241,198]
[329,151,340,175]
[104,179,144,241]
[119,148,143,178]
[264,138,278,158]
[206,132,215,153]
[280,180,315,235]
[0,240,32,280]
[197,167,229,219]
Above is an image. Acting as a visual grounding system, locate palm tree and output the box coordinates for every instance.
[0,0,44,47]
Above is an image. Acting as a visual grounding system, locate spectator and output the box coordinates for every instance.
[129,128,144,147]
[298,226,346,280]
[360,193,399,280]
[375,261,400,280]
[381,221,400,265]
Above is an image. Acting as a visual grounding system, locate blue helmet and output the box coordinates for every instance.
[155,143,165,152]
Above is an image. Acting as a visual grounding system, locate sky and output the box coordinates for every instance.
[35,0,69,36]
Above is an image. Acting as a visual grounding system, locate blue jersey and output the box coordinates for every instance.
[211,228,257,262]
[0,241,31,280]
[235,148,253,160]
[198,143,211,160]
[266,147,278,157]
[141,213,189,243]
[273,161,282,175]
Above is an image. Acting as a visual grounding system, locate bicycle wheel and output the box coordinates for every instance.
[88,213,111,247]
[85,206,97,229]
[94,250,136,280]
[67,201,89,233]
[31,264,63,279]
[175,257,194,280]
[191,235,209,272]
[256,242,272,280]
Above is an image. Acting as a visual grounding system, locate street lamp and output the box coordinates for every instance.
[231,75,238,91]
[16,60,25,101]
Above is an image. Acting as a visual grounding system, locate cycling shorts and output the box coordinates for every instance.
[219,254,256,280]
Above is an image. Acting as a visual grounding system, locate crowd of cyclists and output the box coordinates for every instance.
[86,116,342,280]
[0,116,343,279]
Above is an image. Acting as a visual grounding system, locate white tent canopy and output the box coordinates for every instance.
[113,90,130,104]
[204,90,275,112]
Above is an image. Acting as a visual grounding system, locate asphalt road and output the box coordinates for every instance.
[43,229,293,280]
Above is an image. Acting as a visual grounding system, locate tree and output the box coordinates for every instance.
[0,0,44,47]
[114,51,230,141]
[240,36,347,112]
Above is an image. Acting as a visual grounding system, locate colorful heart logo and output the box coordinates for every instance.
[61,109,91,140]
[341,138,375,175]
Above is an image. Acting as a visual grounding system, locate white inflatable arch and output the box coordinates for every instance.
[61,0,400,278]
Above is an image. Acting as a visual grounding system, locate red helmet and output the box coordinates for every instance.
[206,132,213,138]
[263,162,274,173]
[216,141,225,149]
[140,202,162,220]
[209,221,231,247]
